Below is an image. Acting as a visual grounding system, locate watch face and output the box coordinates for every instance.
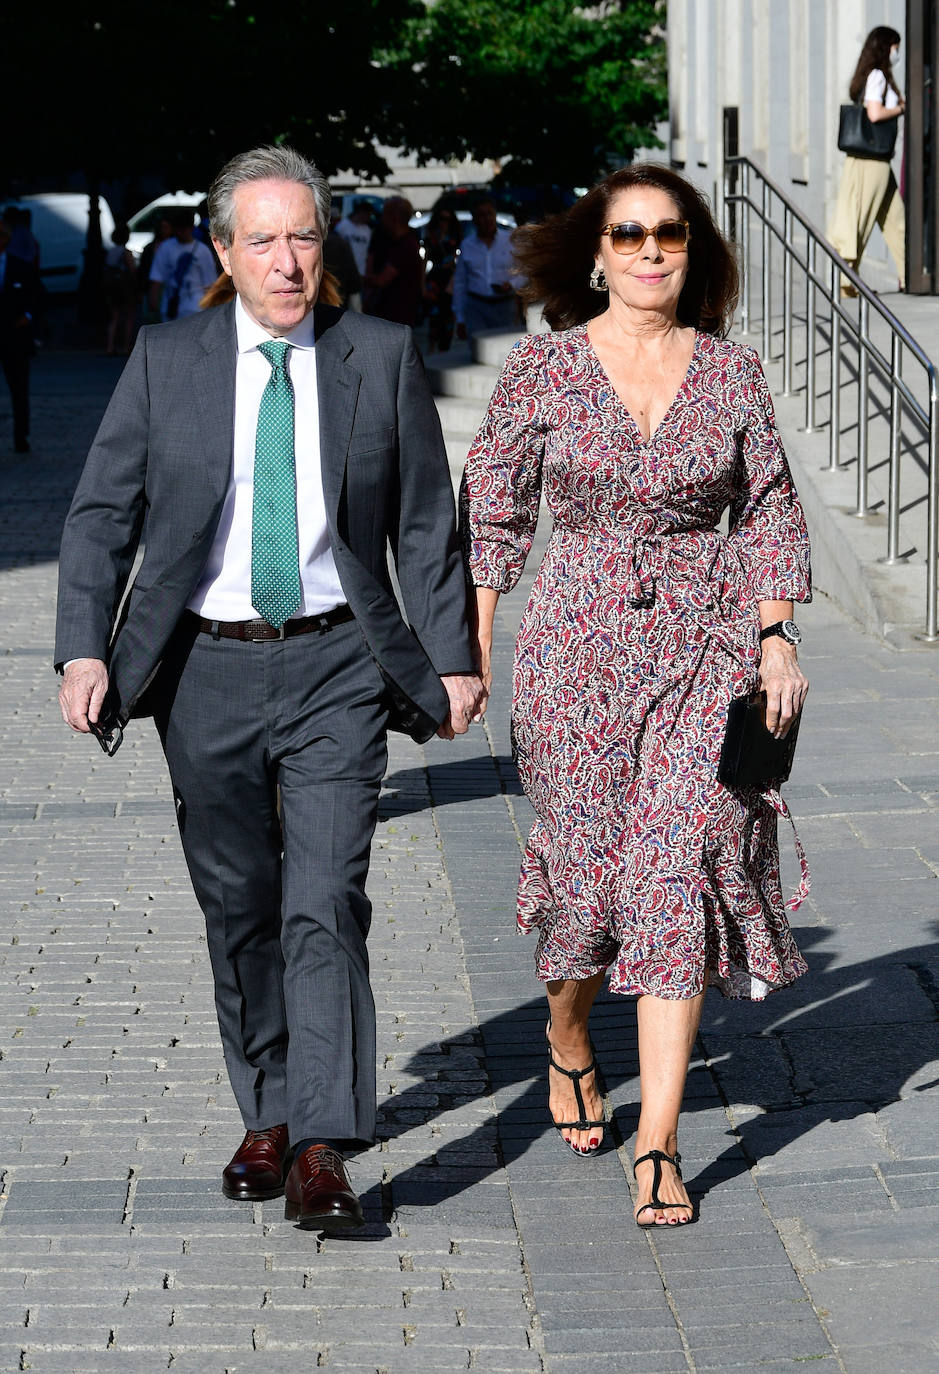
[782,619,802,644]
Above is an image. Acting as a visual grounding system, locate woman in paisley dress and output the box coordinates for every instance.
[461,165,811,1227]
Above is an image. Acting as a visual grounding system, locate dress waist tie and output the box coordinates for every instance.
[762,788,811,910]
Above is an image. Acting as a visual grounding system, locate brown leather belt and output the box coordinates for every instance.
[186,605,354,642]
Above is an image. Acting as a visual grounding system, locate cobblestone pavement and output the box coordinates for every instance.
[0,351,937,1372]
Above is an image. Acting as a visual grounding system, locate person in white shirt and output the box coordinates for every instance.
[148,209,218,320]
[453,201,519,338]
[334,201,373,277]
[828,25,906,296]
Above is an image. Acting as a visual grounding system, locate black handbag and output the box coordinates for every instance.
[838,101,897,161]
[717,692,803,790]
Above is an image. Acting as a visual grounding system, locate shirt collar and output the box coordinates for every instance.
[234,293,316,354]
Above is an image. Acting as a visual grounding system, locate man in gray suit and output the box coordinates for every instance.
[56,146,481,1232]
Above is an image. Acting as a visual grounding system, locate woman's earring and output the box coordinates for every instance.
[589,264,608,292]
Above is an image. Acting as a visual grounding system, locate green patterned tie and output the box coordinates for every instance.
[252,339,302,629]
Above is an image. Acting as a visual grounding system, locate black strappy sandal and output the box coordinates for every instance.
[546,1042,606,1156]
[633,1149,694,1227]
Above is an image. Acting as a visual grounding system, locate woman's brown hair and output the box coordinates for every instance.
[849,26,901,104]
[512,163,738,336]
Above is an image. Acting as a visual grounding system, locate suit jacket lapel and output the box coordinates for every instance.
[192,301,237,503]
[314,305,361,527]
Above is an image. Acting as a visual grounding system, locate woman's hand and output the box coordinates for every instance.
[468,586,500,720]
[474,629,492,718]
[757,639,808,738]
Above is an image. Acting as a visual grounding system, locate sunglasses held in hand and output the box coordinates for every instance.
[600,220,691,255]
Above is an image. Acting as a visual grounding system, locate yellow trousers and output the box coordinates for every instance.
[828,155,905,281]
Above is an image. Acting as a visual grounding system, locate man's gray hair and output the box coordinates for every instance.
[208,145,331,246]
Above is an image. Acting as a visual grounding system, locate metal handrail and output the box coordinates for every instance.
[721,155,939,643]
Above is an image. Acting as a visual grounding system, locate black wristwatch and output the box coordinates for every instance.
[759,619,802,646]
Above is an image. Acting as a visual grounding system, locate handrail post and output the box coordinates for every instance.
[726,155,938,643]
[802,238,819,432]
[741,162,751,334]
[881,334,905,563]
[853,296,872,515]
[782,206,794,394]
[921,379,939,641]
[828,258,842,470]
[761,179,771,362]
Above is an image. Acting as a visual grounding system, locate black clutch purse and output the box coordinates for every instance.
[718,692,803,789]
[838,102,897,161]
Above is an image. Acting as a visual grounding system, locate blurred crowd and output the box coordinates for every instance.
[0,188,526,452]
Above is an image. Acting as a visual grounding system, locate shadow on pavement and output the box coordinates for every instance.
[376,923,939,1211]
[380,757,524,820]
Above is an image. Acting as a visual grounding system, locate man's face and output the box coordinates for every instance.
[473,203,498,238]
[215,179,324,337]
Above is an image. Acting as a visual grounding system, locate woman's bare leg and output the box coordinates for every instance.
[633,989,706,1224]
[545,971,606,1153]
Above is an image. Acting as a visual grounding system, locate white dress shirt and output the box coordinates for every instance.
[187,296,345,621]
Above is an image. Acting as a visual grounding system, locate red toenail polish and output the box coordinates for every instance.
[589,1137,599,1147]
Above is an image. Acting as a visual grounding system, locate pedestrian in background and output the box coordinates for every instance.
[3,207,40,268]
[829,25,905,296]
[103,224,138,356]
[454,200,518,339]
[148,208,216,321]
[137,216,172,322]
[323,207,362,307]
[363,196,423,326]
[463,164,811,1227]
[422,206,461,353]
[0,216,40,453]
[334,199,374,278]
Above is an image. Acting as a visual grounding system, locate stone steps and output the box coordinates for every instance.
[428,328,525,474]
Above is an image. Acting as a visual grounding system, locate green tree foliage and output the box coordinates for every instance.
[4,0,422,190]
[378,0,667,187]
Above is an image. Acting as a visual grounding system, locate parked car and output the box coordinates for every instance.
[409,206,516,242]
[332,187,406,224]
[492,182,583,224]
[2,193,116,294]
[126,192,205,260]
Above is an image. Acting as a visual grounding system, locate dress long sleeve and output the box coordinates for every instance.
[462,337,547,593]
[727,349,812,603]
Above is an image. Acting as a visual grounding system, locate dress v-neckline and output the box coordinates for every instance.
[582,323,700,444]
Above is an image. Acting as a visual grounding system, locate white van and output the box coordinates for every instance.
[4,193,116,294]
[126,192,205,261]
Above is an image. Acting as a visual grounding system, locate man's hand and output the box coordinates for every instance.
[59,658,110,733]
[436,673,484,740]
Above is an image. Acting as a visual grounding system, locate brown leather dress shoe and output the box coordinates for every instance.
[222,1124,291,1201]
[284,1145,364,1230]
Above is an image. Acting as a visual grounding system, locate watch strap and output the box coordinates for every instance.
[759,619,800,644]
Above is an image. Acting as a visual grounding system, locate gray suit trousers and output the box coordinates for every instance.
[153,615,388,1147]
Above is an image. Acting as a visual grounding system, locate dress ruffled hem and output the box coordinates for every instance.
[530,921,808,1001]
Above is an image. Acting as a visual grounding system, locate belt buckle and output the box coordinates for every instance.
[274,622,287,641]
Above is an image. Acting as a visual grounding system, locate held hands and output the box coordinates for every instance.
[757,639,808,739]
[59,658,109,733]
[437,673,486,740]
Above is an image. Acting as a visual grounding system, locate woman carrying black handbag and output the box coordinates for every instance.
[828,25,905,297]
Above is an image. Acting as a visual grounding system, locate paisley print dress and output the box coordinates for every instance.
[462,325,812,1001]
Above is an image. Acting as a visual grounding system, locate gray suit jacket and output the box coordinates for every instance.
[54,301,473,741]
